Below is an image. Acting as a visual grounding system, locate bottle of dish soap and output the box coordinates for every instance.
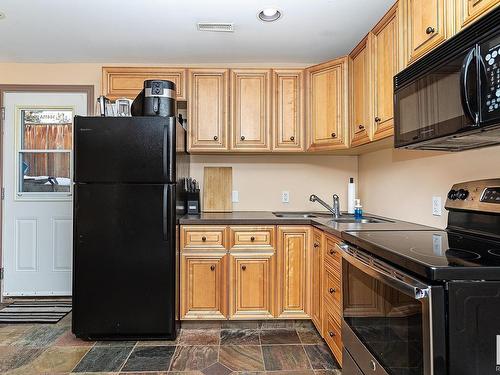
[354,199,363,220]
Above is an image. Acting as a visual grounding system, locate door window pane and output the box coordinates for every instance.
[21,110,73,150]
[20,152,71,193]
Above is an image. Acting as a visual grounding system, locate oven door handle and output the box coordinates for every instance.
[338,243,430,300]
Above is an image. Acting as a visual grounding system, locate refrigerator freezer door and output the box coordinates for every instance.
[72,183,176,339]
[74,116,175,183]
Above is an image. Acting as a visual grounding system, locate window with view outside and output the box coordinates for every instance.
[19,109,73,195]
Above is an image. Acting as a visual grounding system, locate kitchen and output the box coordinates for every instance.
[0,0,500,374]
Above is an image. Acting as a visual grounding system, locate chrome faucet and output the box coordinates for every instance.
[309,194,341,219]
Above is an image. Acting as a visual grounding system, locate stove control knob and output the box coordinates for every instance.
[457,189,469,200]
[448,190,458,200]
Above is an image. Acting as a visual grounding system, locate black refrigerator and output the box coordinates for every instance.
[72,115,189,340]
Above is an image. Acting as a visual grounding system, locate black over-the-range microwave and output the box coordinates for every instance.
[394,6,500,151]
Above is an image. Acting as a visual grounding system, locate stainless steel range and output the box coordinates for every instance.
[339,179,500,375]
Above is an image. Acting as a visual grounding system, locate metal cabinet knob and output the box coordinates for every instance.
[290,135,295,141]
[331,132,336,138]
[213,135,218,141]
[240,135,245,141]
[250,236,255,241]
[358,124,365,130]
[329,249,336,255]
[375,116,381,122]
[329,331,335,337]
[241,265,246,271]
[329,288,336,294]
[426,26,435,34]
[202,236,207,242]
[210,265,216,271]
[314,242,320,248]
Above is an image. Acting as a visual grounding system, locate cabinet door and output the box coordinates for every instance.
[307,57,349,151]
[403,0,451,64]
[231,69,271,151]
[310,229,324,331]
[456,0,500,31]
[371,3,399,140]
[180,253,227,320]
[272,70,304,151]
[276,226,310,318]
[229,252,275,319]
[349,36,372,147]
[102,67,186,101]
[188,69,229,152]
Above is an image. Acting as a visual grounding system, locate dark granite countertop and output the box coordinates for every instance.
[179,211,436,238]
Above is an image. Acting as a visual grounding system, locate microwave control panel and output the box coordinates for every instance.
[482,38,500,114]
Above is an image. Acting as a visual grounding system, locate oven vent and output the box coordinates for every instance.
[197,23,234,32]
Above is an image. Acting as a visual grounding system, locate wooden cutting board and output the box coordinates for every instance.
[203,167,233,212]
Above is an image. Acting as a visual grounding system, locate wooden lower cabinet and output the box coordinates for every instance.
[276,226,310,318]
[323,301,343,366]
[229,252,275,319]
[310,229,324,331]
[180,253,228,319]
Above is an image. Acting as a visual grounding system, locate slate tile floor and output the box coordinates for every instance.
[0,314,342,374]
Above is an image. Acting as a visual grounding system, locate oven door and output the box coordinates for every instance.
[394,46,478,148]
[340,244,446,375]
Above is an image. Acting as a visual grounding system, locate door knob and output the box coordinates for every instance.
[375,116,381,122]
[290,135,295,141]
[210,265,216,271]
[240,135,245,141]
[331,132,336,138]
[358,124,365,130]
[241,265,246,271]
[426,26,435,34]
[213,135,218,141]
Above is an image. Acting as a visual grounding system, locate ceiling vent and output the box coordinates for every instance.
[197,22,234,32]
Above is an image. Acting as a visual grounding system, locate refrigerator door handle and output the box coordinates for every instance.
[163,185,169,241]
[163,116,176,183]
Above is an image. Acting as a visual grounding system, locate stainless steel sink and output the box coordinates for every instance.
[272,212,333,218]
[272,212,393,223]
[330,216,393,224]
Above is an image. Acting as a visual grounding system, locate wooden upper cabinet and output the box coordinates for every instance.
[180,253,228,320]
[102,67,186,101]
[456,0,500,31]
[230,69,272,151]
[272,69,305,152]
[371,3,399,141]
[349,36,372,147]
[276,226,310,318]
[307,57,349,151]
[188,69,229,152]
[402,0,452,64]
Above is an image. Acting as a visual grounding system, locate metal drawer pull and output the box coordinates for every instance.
[210,265,216,271]
[213,135,218,141]
[314,242,320,248]
[329,288,336,294]
[370,359,377,371]
[426,26,435,34]
[240,135,245,141]
[241,265,246,271]
[358,124,365,130]
[329,249,336,255]
[329,331,335,337]
[375,116,381,122]
[290,136,295,141]
[331,132,336,138]
[201,236,207,242]
[250,236,255,241]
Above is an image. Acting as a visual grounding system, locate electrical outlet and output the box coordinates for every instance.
[432,196,442,216]
[282,191,290,203]
[232,190,239,203]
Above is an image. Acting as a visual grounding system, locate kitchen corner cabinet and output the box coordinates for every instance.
[180,253,228,320]
[349,36,372,147]
[101,66,186,101]
[310,228,324,332]
[276,226,310,318]
[229,251,275,319]
[456,0,500,31]
[401,0,453,65]
[188,69,229,152]
[272,70,305,152]
[371,3,399,140]
[230,69,272,151]
[306,57,349,151]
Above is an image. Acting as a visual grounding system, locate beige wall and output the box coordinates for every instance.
[191,155,358,211]
[358,146,500,228]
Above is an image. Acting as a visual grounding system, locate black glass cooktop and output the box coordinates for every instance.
[342,230,500,281]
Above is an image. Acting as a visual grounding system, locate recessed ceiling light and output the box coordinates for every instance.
[258,8,281,22]
[0,12,6,20]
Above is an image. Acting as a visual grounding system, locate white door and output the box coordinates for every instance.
[2,91,88,296]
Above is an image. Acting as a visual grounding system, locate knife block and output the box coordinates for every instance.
[186,190,201,214]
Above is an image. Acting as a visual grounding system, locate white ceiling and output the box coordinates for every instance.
[0,0,395,64]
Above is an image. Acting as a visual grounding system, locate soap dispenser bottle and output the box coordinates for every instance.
[354,199,363,220]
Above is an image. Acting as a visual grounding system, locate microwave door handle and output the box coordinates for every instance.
[460,46,479,124]
[339,243,430,300]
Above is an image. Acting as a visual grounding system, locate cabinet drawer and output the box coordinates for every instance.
[324,304,343,366]
[324,266,342,311]
[324,236,342,270]
[230,226,275,250]
[181,226,227,250]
